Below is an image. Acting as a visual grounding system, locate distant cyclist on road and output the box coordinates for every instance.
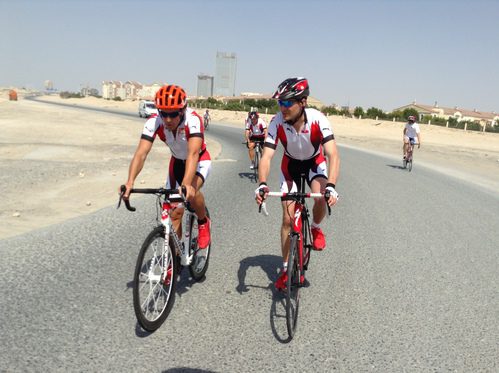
[203,109,211,130]
[122,84,212,249]
[403,115,421,160]
[255,77,340,290]
[244,111,267,169]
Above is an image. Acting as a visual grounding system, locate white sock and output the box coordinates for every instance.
[311,222,320,229]
[282,262,287,272]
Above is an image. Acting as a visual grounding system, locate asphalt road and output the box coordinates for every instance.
[1,112,498,372]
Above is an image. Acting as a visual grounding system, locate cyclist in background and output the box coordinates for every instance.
[245,111,267,169]
[255,77,340,290]
[203,109,211,129]
[122,84,212,249]
[403,115,421,159]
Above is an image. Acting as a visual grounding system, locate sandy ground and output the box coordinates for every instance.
[1,92,498,239]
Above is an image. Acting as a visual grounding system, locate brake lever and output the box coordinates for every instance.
[324,190,332,216]
[258,189,270,215]
[118,185,136,212]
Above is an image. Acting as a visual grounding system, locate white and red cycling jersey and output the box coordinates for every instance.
[245,118,267,139]
[264,108,334,160]
[141,108,210,162]
[141,108,211,188]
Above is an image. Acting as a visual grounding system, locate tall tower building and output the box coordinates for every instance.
[214,51,237,97]
[197,74,214,97]
[44,80,54,91]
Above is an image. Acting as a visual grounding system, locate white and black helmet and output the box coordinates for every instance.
[272,77,310,100]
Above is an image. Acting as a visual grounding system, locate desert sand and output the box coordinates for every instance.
[1,91,498,239]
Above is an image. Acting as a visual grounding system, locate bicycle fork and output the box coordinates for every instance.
[292,205,306,285]
[180,210,194,266]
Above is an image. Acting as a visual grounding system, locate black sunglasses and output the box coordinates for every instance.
[159,110,181,119]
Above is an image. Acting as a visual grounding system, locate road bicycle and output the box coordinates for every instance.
[403,141,419,172]
[203,115,210,130]
[244,138,265,182]
[258,175,332,340]
[118,185,211,332]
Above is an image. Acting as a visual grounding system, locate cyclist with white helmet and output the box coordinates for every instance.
[244,111,268,169]
[123,84,212,249]
[255,77,340,290]
[403,115,421,159]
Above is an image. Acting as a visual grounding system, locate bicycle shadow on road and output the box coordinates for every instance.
[238,171,257,183]
[236,254,280,294]
[386,163,407,170]
[236,254,295,343]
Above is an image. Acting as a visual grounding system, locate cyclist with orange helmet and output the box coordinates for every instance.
[403,115,421,160]
[255,77,340,290]
[123,84,211,249]
[244,111,268,169]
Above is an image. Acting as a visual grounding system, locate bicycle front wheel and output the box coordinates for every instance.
[408,159,413,172]
[188,207,211,281]
[133,226,177,332]
[286,234,301,339]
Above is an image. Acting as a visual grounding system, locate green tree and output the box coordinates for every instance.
[353,106,365,118]
[402,108,419,121]
[366,107,385,119]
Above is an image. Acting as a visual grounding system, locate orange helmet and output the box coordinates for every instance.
[155,84,187,110]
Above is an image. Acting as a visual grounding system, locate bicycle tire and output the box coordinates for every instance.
[408,160,412,172]
[133,226,177,332]
[286,234,300,339]
[188,208,211,281]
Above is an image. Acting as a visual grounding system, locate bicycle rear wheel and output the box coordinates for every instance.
[286,234,301,339]
[133,226,177,332]
[188,207,211,281]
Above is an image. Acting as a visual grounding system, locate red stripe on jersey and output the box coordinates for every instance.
[310,121,322,153]
[157,125,166,142]
[277,124,287,149]
[280,155,293,191]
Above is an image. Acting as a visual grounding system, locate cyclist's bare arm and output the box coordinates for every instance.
[245,129,251,143]
[323,139,340,206]
[323,140,339,186]
[182,136,203,199]
[256,145,276,204]
[125,139,153,198]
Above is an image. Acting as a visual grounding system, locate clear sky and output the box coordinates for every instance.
[1,0,498,112]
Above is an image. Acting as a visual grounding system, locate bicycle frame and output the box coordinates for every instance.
[261,190,325,285]
[407,143,414,161]
[160,199,195,267]
[118,187,196,267]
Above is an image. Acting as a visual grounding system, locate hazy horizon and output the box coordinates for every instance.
[1,0,498,112]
